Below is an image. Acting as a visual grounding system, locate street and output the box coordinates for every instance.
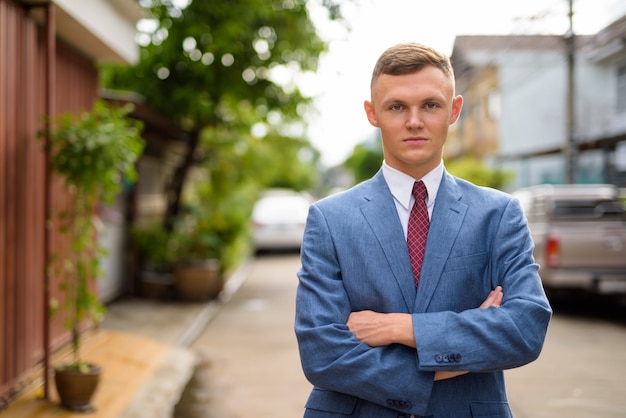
[174,254,626,418]
[507,293,626,417]
[174,254,311,418]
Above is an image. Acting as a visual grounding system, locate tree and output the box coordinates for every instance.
[44,101,144,371]
[343,133,384,184]
[445,157,513,190]
[103,0,344,230]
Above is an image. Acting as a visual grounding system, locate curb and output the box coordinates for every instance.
[175,258,254,347]
[120,258,254,418]
[119,346,196,418]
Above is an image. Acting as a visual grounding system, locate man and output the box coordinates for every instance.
[295,42,551,417]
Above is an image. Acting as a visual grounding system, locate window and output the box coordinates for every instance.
[617,65,626,114]
[551,199,625,221]
[487,91,501,120]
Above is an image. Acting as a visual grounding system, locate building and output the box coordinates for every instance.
[449,15,626,191]
[0,0,142,407]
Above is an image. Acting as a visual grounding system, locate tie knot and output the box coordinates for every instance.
[412,181,427,201]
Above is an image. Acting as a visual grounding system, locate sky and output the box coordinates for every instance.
[302,0,626,166]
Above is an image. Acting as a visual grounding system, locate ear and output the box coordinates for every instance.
[364,100,379,127]
[449,95,463,125]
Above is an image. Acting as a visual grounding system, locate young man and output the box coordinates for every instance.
[295,43,551,417]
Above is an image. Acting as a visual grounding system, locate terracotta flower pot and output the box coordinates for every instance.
[174,259,222,301]
[54,363,102,412]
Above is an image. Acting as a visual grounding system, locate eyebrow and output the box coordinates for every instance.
[381,95,446,107]
[380,97,406,106]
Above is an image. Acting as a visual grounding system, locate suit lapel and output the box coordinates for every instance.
[414,173,468,312]
[360,172,416,310]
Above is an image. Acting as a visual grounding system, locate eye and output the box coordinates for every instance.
[424,102,439,110]
[389,104,404,111]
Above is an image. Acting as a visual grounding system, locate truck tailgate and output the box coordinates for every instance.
[551,221,626,268]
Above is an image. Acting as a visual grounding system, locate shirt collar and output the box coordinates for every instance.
[382,160,444,211]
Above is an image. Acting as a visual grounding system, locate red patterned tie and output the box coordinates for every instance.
[407,181,429,287]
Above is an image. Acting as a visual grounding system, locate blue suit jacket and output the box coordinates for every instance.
[295,170,552,418]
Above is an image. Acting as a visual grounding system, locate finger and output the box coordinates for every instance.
[493,286,503,307]
[479,286,503,308]
[488,286,503,308]
[479,290,497,308]
[434,370,469,381]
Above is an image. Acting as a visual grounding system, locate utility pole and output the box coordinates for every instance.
[564,0,576,183]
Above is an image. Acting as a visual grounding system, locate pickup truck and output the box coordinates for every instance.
[512,184,626,295]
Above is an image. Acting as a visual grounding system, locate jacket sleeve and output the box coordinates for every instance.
[413,197,552,372]
[295,203,435,415]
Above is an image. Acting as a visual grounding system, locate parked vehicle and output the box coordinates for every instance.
[513,184,626,295]
[251,189,312,253]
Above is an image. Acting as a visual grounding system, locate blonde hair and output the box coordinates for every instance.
[370,43,455,89]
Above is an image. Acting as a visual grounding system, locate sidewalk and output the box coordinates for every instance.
[0,261,252,418]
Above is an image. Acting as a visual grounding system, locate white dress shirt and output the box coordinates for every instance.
[381,160,444,239]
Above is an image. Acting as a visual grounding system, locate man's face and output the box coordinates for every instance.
[364,65,463,179]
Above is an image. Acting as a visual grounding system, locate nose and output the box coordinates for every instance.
[405,108,423,130]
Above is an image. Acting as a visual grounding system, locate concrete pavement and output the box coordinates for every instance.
[173,254,311,418]
[0,260,253,418]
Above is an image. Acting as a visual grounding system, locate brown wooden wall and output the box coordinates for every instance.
[0,0,98,405]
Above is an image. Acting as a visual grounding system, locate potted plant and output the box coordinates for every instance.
[137,124,260,301]
[169,206,223,301]
[131,223,177,300]
[44,100,144,411]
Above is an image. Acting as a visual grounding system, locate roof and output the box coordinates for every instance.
[450,34,594,74]
[451,14,626,67]
[453,35,569,53]
[583,14,626,62]
[25,0,145,64]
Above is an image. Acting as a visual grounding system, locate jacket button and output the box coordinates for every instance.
[454,353,462,362]
[435,354,443,362]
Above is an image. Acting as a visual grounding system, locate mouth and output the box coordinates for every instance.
[404,136,428,144]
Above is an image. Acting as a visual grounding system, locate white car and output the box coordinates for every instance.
[251,189,312,253]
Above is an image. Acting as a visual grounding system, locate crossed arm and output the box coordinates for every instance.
[346,286,504,381]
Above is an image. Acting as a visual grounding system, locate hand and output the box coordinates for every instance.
[436,286,503,381]
[346,311,413,347]
[479,286,503,308]
[434,370,469,381]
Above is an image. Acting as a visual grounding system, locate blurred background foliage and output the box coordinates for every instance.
[445,157,513,189]
[343,135,384,184]
[102,0,346,269]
